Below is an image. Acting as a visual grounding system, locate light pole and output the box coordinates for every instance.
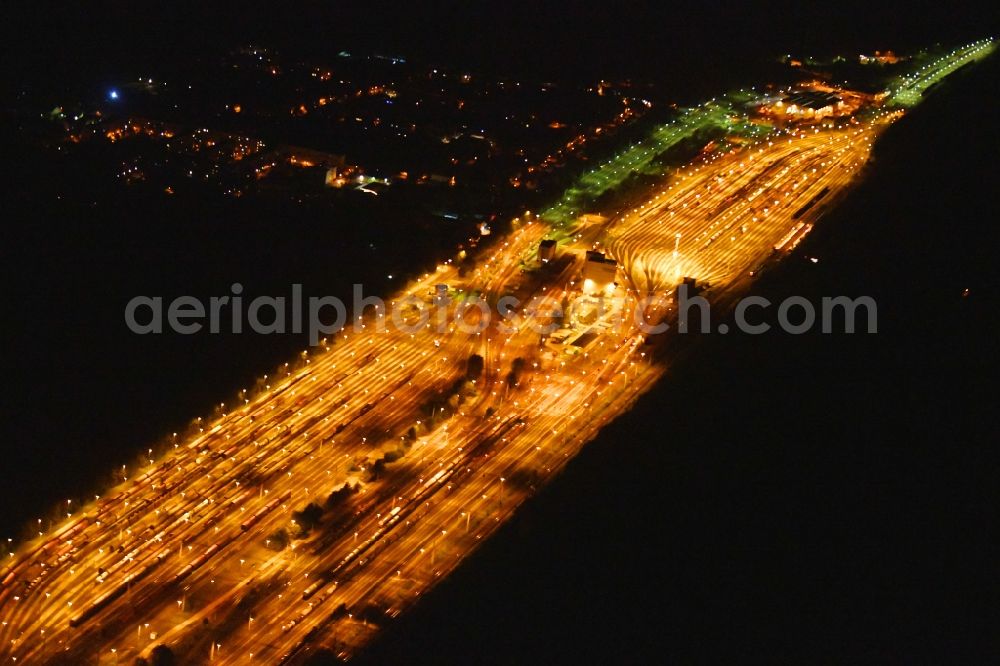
[674,232,682,279]
[432,529,447,565]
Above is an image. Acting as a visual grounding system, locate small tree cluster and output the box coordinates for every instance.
[291,502,324,537]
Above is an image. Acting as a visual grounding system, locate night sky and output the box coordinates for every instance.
[5,2,997,90]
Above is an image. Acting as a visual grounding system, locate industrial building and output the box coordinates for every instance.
[582,250,617,295]
[770,90,845,119]
[539,239,557,263]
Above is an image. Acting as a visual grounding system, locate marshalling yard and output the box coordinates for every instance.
[0,38,993,665]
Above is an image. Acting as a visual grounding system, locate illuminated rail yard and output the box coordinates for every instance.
[0,35,994,665]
